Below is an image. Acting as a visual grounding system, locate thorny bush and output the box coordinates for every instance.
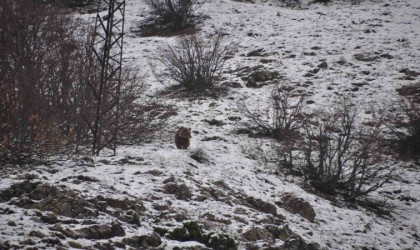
[146,0,201,30]
[159,34,228,92]
[386,97,420,160]
[240,89,400,201]
[239,87,309,141]
[0,0,173,163]
[276,99,398,201]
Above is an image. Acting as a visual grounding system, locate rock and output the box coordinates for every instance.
[77,223,125,239]
[2,182,99,219]
[222,81,243,88]
[244,196,277,216]
[34,189,98,218]
[203,119,226,126]
[20,238,36,245]
[29,183,57,200]
[9,194,34,208]
[281,236,307,249]
[29,230,46,238]
[246,76,257,88]
[122,210,140,225]
[303,52,317,56]
[75,175,99,182]
[318,62,328,69]
[397,83,420,96]
[202,213,232,225]
[265,224,294,241]
[93,242,114,250]
[41,237,61,245]
[308,68,320,74]
[353,53,380,62]
[68,241,83,249]
[200,186,226,201]
[247,48,264,57]
[207,232,237,250]
[122,233,162,248]
[167,221,237,249]
[381,53,394,59]
[50,224,80,239]
[143,170,164,176]
[163,176,176,184]
[41,213,58,224]
[280,194,316,222]
[0,181,40,202]
[164,183,192,200]
[94,196,145,212]
[242,227,274,242]
[258,214,284,225]
[213,180,231,190]
[400,68,420,77]
[7,220,16,226]
[249,70,277,82]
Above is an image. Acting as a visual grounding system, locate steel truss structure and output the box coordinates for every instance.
[91,0,126,155]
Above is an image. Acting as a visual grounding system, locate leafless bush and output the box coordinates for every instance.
[115,70,175,145]
[239,87,309,141]
[276,99,398,201]
[190,147,209,163]
[385,98,420,160]
[159,34,228,92]
[276,0,301,8]
[0,0,82,163]
[66,0,94,7]
[0,0,173,163]
[146,0,201,30]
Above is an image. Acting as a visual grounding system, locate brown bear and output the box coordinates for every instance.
[175,127,192,149]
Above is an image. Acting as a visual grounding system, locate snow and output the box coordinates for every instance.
[1,0,420,249]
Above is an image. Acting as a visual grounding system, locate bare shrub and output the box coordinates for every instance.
[146,0,201,30]
[0,0,173,163]
[159,34,228,92]
[66,0,94,7]
[386,97,420,160]
[115,70,175,145]
[277,99,398,201]
[238,87,309,141]
[0,0,82,163]
[240,89,399,200]
[276,0,301,8]
[190,147,209,163]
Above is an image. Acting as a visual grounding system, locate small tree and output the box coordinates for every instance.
[277,99,398,200]
[386,97,420,160]
[146,0,200,30]
[159,34,228,92]
[0,0,173,163]
[239,87,308,141]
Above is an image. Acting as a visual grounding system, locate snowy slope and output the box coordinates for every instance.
[1,0,419,249]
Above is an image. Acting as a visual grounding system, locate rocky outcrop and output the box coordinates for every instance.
[279,194,316,222]
[242,227,274,242]
[123,233,162,248]
[164,182,192,200]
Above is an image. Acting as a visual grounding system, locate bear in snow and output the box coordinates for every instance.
[175,127,192,149]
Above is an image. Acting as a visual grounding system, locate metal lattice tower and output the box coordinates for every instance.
[91,0,126,155]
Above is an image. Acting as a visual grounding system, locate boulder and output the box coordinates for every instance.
[280,194,316,222]
[123,233,162,248]
[242,227,274,242]
[77,223,125,239]
[164,183,192,200]
[244,196,277,216]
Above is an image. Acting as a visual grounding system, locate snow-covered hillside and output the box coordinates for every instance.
[1,0,419,249]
